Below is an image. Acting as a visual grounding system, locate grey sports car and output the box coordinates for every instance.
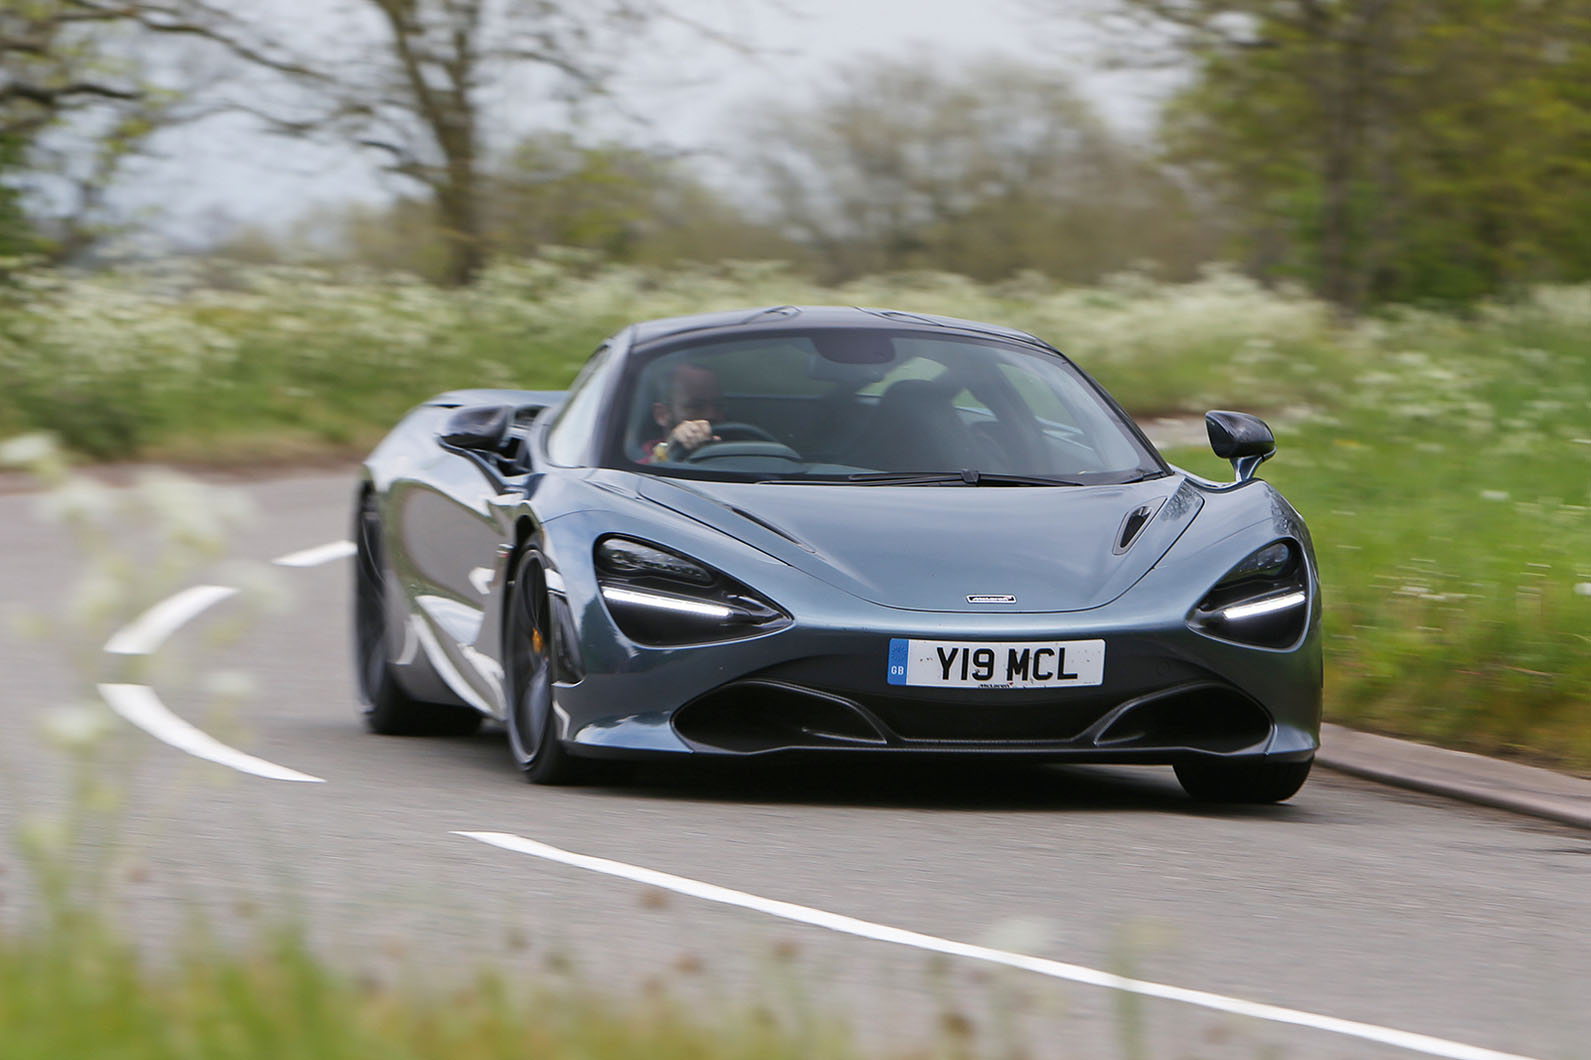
[354,306,1321,802]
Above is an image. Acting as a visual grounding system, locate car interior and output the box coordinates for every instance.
[622,333,1150,480]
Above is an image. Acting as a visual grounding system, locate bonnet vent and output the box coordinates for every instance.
[1114,499,1165,555]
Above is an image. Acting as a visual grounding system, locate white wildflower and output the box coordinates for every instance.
[40,703,114,750]
[35,476,113,525]
[18,817,69,856]
[202,669,257,701]
[134,470,251,550]
[0,432,57,468]
[68,568,126,625]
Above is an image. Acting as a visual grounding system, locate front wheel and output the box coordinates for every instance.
[1174,757,1312,804]
[504,551,588,784]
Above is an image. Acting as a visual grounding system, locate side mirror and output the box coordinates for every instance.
[440,404,511,452]
[1205,410,1275,483]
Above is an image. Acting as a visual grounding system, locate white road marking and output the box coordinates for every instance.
[104,584,238,656]
[454,830,1539,1060]
[99,683,324,783]
[98,556,327,783]
[273,540,356,568]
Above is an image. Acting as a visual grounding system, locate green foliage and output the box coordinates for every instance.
[0,257,1341,460]
[0,135,37,257]
[1164,292,1591,768]
[0,919,869,1060]
[1144,0,1591,309]
[237,136,801,283]
[491,135,681,260]
[737,56,1220,285]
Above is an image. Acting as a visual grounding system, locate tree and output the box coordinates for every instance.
[1085,0,1591,308]
[0,133,33,255]
[245,134,797,280]
[2,0,168,257]
[0,0,314,259]
[484,134,798,267]
[737,56,1217,284]
[151,0,734,286]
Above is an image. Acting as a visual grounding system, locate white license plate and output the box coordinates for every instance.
[886,638,1105,689]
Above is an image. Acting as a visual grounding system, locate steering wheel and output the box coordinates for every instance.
[682,440,804,465]
[706,421,780,444]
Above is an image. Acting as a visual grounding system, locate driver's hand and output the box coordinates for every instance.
[668,419,717,454]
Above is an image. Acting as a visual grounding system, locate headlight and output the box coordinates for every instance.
[1188,540,1309,648]
[595,536,789,645]
[597,538,714,584]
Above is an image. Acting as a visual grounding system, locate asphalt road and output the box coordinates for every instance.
[3,469,1588,1060]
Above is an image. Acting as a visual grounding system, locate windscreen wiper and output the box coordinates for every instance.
[841,470,1086,487]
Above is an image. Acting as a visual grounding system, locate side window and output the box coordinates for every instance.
[544,344,614,466]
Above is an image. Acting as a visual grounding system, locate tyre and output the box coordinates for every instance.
[1174,756,1312,804]
[353,493,482,737]
[504,550,588,784]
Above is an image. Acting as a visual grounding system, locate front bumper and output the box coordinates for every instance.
[553,599,1321,765]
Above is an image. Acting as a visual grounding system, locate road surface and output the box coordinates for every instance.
[2,470,1586,1060]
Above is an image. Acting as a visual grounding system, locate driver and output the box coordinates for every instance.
[642,363,725,463]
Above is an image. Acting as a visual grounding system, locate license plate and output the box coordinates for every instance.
[886,638,1105,689]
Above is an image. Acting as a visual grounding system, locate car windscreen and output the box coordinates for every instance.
[608,328,1164,484]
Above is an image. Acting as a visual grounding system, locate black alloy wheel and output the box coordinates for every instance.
[353,492,481,737]
[1173,756,1313,804]
[505,550,586,784]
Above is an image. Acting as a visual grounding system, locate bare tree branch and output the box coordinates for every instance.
[0,81,141,107]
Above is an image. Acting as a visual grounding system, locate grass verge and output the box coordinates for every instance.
[0,917,872,1060]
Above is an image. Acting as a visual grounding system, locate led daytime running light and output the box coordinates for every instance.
[1220,591,1307,622]
[600,585,733,620]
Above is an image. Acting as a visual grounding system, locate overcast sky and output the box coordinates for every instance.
[121,0,1172,245]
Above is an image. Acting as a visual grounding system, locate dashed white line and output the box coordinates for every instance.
[454,830,1539,1060]
[273,539,356,568]
[99,683,324,783]
[96,541,347,782]
[104,584,238,656]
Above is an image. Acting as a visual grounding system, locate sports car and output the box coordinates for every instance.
[354,305,1321,802]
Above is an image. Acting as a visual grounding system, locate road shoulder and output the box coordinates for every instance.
[1318,722,1591,829]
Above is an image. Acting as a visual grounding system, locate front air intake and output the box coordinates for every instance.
[673,681,887,752]
[1094,685,1271,753]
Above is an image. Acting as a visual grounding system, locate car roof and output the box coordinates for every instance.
[628,305,1053,352]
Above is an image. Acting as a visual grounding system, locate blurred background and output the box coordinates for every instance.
[4,0,1587,305]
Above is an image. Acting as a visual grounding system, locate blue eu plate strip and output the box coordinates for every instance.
[887,638,909,685]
